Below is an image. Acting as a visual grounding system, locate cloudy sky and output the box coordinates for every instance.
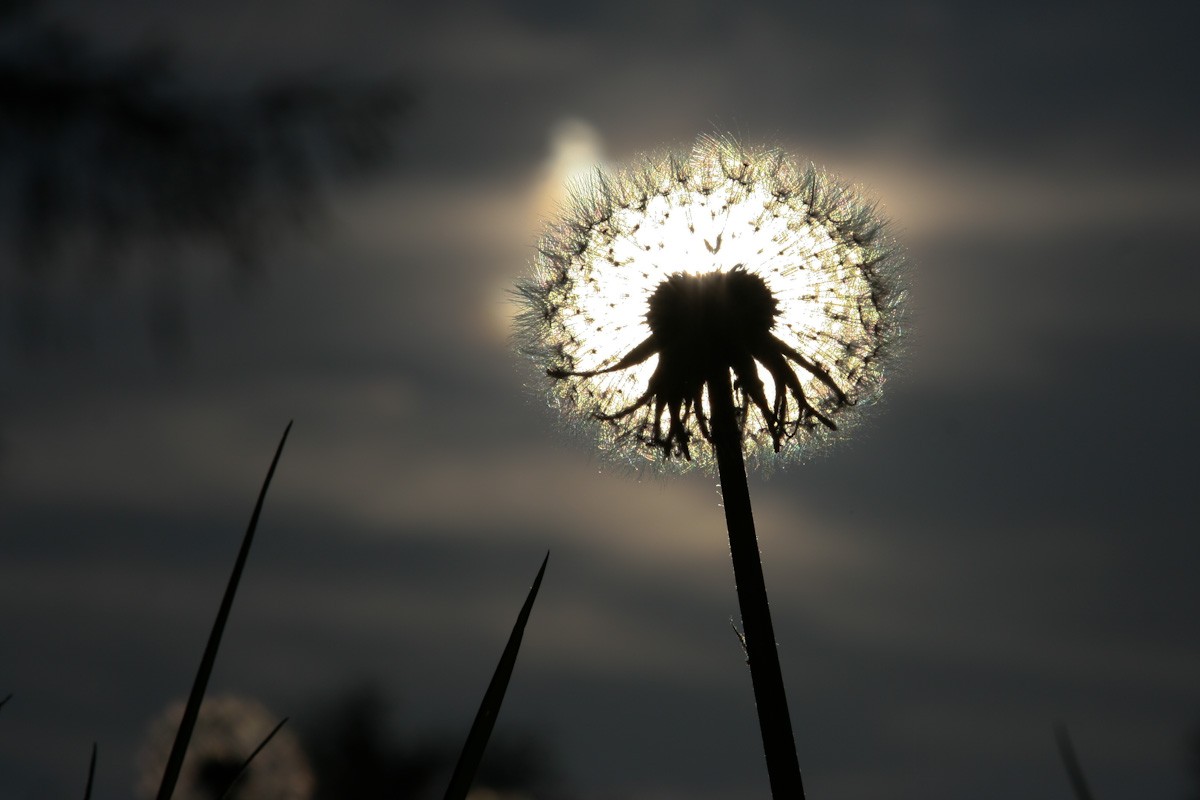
[2,1,1199,798]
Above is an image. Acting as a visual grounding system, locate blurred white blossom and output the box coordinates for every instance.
[136,695,314,800]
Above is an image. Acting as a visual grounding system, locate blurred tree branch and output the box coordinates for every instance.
[1,5,411,348]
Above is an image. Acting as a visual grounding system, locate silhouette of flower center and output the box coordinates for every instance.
[646,269,779,375]
[549,265,852,460]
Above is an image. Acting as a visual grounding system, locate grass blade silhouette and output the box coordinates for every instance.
[82,743,97,800]
[154,421,293,800]
[1055,723,1096,800]
[218,717,289,800]
[443,551,549,800]
[0,693,11,713]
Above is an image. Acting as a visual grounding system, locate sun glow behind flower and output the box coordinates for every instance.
[519,135,904,469]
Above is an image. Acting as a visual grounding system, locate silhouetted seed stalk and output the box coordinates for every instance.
[709,367,804,797]
[518,134,906,797]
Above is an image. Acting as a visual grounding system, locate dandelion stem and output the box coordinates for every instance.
[708,367,805,800]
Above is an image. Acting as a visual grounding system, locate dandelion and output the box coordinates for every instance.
[517,134,903,471]
[136,695,314,800]
[516,134,906,798]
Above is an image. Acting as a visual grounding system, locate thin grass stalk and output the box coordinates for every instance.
[155,421,293,800]
[218,717,289,800]
[707,368,805,799]
[82,742,96,800]
[443,552,549,800]
[1055,723,1096,800]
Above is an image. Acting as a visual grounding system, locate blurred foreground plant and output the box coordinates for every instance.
[517,134,905,797]
[0,10,411,351]
[137,695,311,800]
[112,420,544,800]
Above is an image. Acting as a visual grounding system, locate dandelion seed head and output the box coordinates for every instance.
[135,695,314,800]
[517,134,905,471]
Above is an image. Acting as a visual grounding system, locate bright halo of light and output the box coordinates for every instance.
[518,135,905,471]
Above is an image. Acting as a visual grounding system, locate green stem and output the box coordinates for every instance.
[707,368,805,800]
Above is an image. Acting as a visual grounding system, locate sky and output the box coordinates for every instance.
[2,1,1199,798]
